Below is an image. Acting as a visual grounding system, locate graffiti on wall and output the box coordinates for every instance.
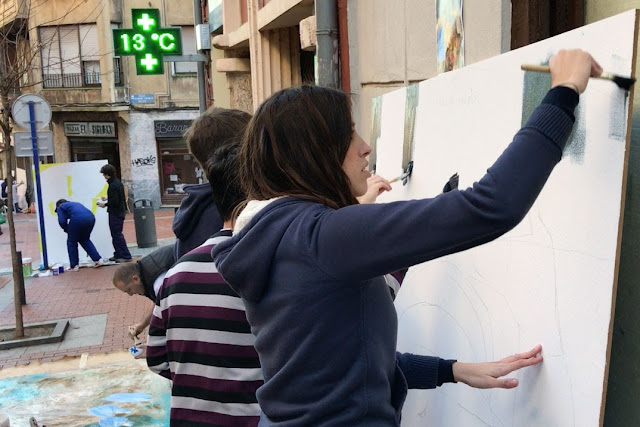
[131,155,157,167]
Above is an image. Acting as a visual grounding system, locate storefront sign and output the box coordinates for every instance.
[64,122,116,137]
[154,120,191,138]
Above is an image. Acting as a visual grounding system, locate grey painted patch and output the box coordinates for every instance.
[609,90,628,141]
[521,69,551,126]
[564,102,586,164]
[403,84,419,170]
[522,65,586,164]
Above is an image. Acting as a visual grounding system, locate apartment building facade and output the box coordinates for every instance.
[211,0,316,112]
[1,0,217,209]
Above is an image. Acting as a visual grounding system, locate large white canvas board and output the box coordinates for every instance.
[373,10,637,427]
[34,160,114,267]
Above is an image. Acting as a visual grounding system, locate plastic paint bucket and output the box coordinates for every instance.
[22,258,32,277]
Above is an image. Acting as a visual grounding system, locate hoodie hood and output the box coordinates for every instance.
[233,197,284,233]
[211,197,310,302]
[172,183,223,258]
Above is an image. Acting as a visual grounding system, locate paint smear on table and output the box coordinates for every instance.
[0,360,170,426]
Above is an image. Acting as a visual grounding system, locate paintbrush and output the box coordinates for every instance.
[129,325,142,346]
[389,161,414,185]
[389,172,409,184]
[521,64,636,91]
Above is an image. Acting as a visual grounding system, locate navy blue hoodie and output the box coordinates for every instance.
[56,201,95,233]
[211,87,578,426]
[172,183,223,259]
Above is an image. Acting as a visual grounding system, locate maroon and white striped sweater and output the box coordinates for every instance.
[147,230,263,426]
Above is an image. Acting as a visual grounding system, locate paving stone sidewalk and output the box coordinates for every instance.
[0,209,177,368]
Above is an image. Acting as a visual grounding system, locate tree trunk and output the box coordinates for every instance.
[2,141,24,338]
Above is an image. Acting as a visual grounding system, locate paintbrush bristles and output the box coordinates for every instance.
[521,64,636,90]
[601,72,636,91]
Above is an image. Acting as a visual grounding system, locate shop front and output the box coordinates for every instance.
[64,121,121,177]
[154,120,200,206]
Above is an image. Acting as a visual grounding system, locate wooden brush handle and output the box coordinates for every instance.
[521,64,551,73]
[522,64,615,82]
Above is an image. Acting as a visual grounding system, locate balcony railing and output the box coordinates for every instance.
[42,64,124,89]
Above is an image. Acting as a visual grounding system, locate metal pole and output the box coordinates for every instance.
[28,102,48,269]
[316,0,340,88]
[194,0,207,113]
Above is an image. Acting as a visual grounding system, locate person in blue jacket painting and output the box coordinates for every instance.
[211,49,603,425]
[55,199,103,271]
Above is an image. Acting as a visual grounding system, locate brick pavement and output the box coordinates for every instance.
[0,265,155,367]
[0,208,178,368]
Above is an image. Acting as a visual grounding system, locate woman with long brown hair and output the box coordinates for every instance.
[212,50,601,425]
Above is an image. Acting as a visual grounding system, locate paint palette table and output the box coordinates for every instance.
[0,359,170,426]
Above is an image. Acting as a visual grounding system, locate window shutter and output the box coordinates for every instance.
[39,27,61,74]
[174,26,197,74]
[79,24,100,61]
[59,26,81,74]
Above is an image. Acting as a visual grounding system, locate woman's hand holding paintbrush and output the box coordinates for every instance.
[548,49,603,93]
[522,50,615,91]
[357,175,393,204]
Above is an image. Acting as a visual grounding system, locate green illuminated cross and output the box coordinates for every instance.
[137,13,156,31]
[112,9,182,75]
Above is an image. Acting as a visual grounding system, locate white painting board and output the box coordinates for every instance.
[373,10,637,427]
[34,160,114,267]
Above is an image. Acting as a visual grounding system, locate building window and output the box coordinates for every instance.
[111,23,124,86]
[39,24,101,88]
[113,57,124,86]
[83,60,101,85]
[172,26,197,76]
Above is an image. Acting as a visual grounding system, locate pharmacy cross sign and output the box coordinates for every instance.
[112,9,182,75]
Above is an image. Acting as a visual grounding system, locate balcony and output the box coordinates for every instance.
[214,0,313,50]
[42,59,125,89]
[42,71,125,89]
[0,0,28,30]
[43,72,99,89]
[40,65,127,109]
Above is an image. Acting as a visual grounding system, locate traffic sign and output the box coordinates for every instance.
[14,131,54,157]
[11,94,51,130]
[113,9,182,75]
[11,94,52,268]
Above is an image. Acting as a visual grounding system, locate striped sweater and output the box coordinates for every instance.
[147,230,263,426]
